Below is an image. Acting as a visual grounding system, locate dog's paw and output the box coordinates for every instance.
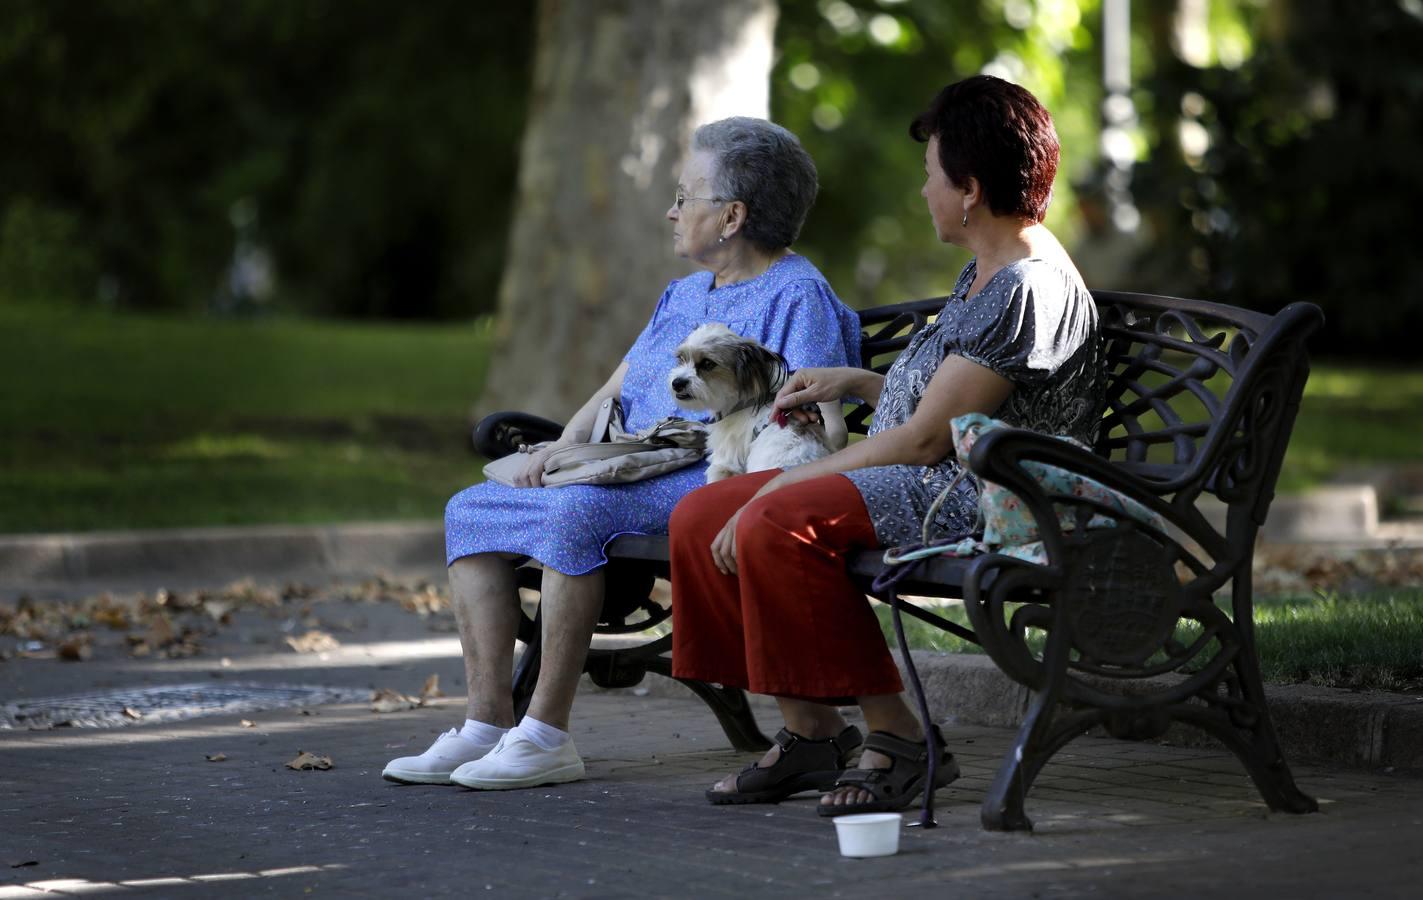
[705,465,739,483]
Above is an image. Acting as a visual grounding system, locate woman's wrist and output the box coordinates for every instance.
[854,370,885,400]
[751,473,788,500]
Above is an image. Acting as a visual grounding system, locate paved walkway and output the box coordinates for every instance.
[4,577,1423,898]
[4,685,1423,897]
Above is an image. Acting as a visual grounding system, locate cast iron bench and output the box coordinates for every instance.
[473,289,1324,831]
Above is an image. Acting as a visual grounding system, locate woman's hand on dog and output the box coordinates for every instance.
[775,366,874,416]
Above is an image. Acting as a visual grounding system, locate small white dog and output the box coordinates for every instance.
[668,323,847,483]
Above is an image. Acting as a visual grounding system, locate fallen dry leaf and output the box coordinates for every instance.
[205,752,227,762]
[122,707,143,720]
[283,581,317,601]
[57,635,93,662]
[286,750,333,771]
[240,719,256,728]
[395,583,449,617]
[420,674,444,702]
[370,688,420,714]
[285,630,340,654]
[145,615,176,648]
[92,604,131,630]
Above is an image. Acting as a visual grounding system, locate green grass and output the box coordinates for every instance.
[875,590,1423,692]
[1282,365,1423,492]
[0,305,494,532]
[2,304,1421,532]
[1111,357,1423,494]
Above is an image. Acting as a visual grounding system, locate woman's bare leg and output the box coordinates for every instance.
[523,568,605,730]
[448,552,524,727]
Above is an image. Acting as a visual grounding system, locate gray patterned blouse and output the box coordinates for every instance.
[843,258,1105,549]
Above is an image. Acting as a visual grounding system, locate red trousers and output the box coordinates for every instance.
[669,470,903,701]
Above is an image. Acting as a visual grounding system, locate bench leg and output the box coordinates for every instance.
[673,677,773,753]
[628,655,771,753]
[981,621,1084,831]
[1174,575,1318,815]
[1178,652,1318,815]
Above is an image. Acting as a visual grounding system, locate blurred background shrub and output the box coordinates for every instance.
[3,0,1420,356]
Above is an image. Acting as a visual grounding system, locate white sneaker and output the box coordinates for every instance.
[449,732,585,790]
[382,729,499,785]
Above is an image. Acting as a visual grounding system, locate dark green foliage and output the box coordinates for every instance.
[0,0,533,318]
[771,0,1105,308]
[3,0,1420,359]
[1125,0,1423,357]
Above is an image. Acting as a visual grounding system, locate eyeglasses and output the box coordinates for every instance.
[673,189,729,210]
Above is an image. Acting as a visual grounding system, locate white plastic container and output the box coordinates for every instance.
[832,812,902,858]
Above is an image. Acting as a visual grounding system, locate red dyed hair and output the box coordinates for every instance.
[910,75,1060,223]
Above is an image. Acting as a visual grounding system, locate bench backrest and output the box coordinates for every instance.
[851,291,1323,528]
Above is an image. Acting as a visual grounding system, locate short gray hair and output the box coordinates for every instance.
[691,117,818,252]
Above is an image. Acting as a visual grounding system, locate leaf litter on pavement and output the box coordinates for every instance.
[0,575,456,663]
[370,675,444,713]
[286,750,333,771]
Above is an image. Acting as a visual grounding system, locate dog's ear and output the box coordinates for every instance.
[728,341,789,402]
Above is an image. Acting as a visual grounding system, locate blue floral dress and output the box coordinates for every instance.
[843,258,1105,549]
[446,254,861,574]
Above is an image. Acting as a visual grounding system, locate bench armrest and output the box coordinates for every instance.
[966,425,1217,558]
[472,411,565,460]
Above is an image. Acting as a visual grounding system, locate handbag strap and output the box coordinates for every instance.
[589,397,622,444]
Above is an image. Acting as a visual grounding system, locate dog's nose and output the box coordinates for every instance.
[671,377,689,392]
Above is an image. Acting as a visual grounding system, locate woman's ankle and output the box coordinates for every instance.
[858,695,922,741]
[779,704,847,740]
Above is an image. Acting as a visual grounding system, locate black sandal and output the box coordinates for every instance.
[706,725,863,805]
[816,726,960,818]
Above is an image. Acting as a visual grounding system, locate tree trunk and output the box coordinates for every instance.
[478,0,778,421]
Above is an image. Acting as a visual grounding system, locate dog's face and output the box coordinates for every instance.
[668,324,787,416]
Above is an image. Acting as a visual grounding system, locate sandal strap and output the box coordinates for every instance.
[825,726,952,803]
[832,767,893,789]
[771,725,863,760]
[733,725,863,792]
[829,724,864,759]
[860,725,945,764]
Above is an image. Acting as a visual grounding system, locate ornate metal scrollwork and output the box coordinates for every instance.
[1061,530,1181,668]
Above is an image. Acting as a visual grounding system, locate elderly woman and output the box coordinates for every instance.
[669,76,1105,816]
[382,117,861,791]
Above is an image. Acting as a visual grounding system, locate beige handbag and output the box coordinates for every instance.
[482,398,708,488]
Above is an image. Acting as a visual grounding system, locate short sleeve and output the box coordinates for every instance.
[623,281,677,365]
[736,278,860,372]
[953,264,1096,385]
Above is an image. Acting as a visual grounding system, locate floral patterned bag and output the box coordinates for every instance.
[886,412,1164,566]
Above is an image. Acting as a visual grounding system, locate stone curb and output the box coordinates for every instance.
[5,521,1421,773]
[0,521,447,590]
[4,481,1420,592]
[597,652,1423,773]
